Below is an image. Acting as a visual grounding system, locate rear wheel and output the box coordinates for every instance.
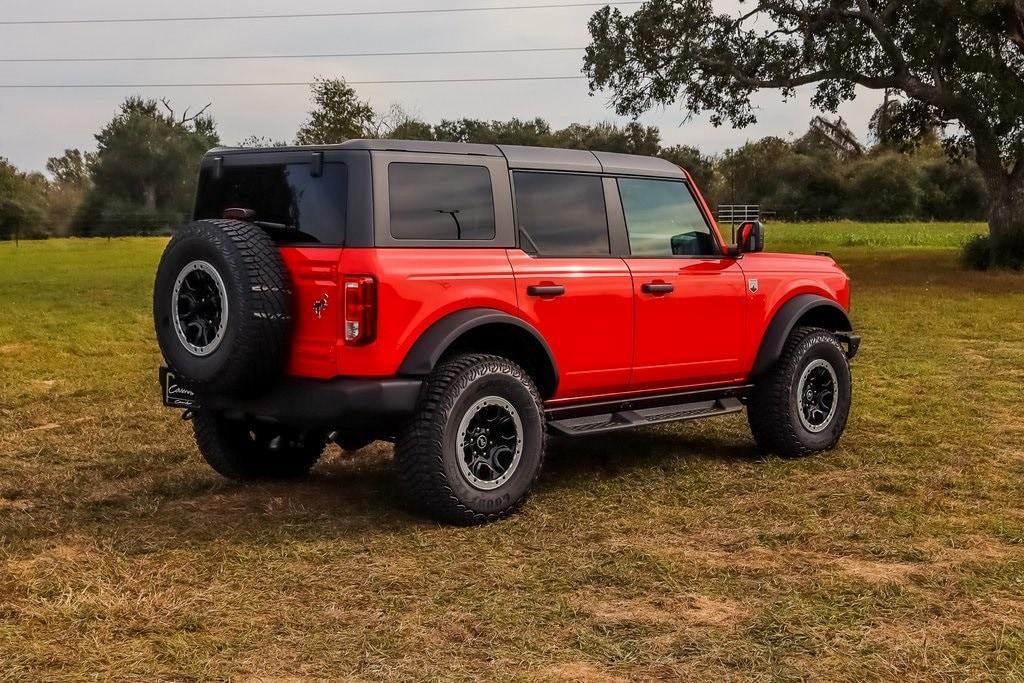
[192,409,326,480]
[395,354,546,525]
[747,327,852,457]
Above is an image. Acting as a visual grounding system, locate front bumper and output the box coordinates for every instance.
[161,367,423,429]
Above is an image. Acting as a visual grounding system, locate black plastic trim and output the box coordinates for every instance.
[837,332,861,360]
[546,384,754,421]
[751,294,854,377]
[198,376,423,429]
[398,308,558,382]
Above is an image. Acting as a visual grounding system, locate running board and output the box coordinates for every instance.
[547,396,745,437]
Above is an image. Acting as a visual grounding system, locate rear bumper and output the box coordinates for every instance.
[161,368,423,429]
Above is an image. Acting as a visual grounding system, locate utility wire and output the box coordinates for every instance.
[0,46,585,64]
[0,2,641,26]
[0,76,589,89]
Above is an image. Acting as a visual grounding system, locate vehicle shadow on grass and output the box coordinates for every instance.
[543,425,764,484]
[116,426,765,537]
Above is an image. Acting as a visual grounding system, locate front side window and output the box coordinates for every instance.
[513,172,609,256]
[389,163,495,240]
[195,163,348,244]
[618,178,719,257]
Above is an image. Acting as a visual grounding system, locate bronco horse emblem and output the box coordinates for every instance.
[312,293,329,319]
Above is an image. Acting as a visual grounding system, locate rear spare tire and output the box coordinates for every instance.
[153,219,291,395]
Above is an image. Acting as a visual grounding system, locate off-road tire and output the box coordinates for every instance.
[192,409,326,480]
[395,354,546,525]
[747,326,852,457]
[153,219,291,396]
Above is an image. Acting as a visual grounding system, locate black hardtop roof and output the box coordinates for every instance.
[206,139,686,179]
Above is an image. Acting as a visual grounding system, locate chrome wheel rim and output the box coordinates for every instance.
[797,359,838,433]
[172,260,228,357]
[456,396,524,491]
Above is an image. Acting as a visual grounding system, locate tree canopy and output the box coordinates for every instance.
[0,158,48,240]
[585,0,1024,267]
[73,97,218,235]
[295,78,376,144]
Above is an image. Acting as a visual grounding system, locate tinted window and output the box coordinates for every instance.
[195,163,347,244]
[618,178,718,256]
[389,163,495,240]
[513,172,609,256]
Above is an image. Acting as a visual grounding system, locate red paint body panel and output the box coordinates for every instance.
[278,246,852,400]
[340,248,518,378]
[737,252,851,371]
[506,250,634,399]
[625,257,747,390]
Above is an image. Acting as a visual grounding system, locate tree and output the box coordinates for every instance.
[658,144,716,192]
[45,149,94,236]
[46,149,94,186]
[295,77,375,145]
[585,0,1024,268]
[73,97,218,235]
[0,158,48,240]
[844,152,922,220]
[237,135,288,148]
[554,121,661,155]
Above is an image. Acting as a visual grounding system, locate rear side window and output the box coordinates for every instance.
[618,178,719,256]
[194,163,347,244]
[389,163,495,240]
[513,172,609,256]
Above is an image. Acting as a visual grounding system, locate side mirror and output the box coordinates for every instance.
[738,220,765,253]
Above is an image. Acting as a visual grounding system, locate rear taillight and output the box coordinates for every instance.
[343,275,376,346]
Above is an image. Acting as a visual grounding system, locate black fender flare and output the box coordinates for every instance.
[751,294,854,377]
[398,308,559,385]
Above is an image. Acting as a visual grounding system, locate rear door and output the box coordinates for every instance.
[508,171,633,400]
[615,177,747,391]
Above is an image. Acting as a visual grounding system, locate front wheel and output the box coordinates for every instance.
[395,354,546,525]
[192,409,326,480]
[747,327,852,457]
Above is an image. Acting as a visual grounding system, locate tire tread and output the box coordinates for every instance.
[394,353,546,525]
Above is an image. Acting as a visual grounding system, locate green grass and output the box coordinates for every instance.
[1,228,1023,681]
[766,220,986,250]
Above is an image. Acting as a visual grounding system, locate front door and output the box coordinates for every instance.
[616,177,747,391]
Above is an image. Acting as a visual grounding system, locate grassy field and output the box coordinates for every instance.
[1,223,1022,681]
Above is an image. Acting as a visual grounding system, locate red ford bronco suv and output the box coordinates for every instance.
[154,140,860,525]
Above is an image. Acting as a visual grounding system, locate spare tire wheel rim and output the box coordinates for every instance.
[797,359,838,433]
[457,396,525,491]
[171,260,229,357]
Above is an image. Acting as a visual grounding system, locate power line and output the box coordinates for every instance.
[0,76,589,89]
[0,46,585,64]
[0,2,641,26]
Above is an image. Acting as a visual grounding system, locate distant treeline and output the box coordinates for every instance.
[0,78,986,241]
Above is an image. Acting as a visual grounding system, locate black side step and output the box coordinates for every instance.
[547,396,745,437]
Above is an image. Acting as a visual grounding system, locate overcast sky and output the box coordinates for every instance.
[0,0,883,175]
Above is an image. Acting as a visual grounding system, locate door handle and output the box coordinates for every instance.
[642,282,674,295]
[527,284,565,297]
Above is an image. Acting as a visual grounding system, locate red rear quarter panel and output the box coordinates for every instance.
[346,248,518,378]
[739,252,851,372]
[281,247,518,379]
